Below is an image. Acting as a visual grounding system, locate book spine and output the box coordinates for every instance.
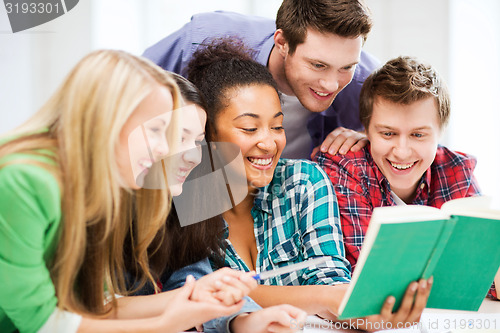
[421,216,457,279]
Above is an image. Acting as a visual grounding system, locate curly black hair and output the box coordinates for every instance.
[187,37,280,140]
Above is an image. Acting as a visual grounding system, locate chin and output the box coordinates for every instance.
[131,174,145,190]
[302,99,331,113]
[166,177,182,195]
[249,177,273,189]
[169,186,183,197]
[129,183,141,190]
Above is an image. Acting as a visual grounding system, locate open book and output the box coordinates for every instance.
[337,196,500,319]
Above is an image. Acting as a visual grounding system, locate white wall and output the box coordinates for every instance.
[365,0,451,81]
[449,0,500,206]
[90,0,282,55]
[0,0,279,134]
[364,0,452,145]
[0,1,91,134]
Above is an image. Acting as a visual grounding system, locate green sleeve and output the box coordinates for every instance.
[0,162,61,333]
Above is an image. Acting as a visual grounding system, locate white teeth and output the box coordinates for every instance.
[390,161,415,170]
[139,160,153,169]
[177,170,187,177]
[248,157,273,166]
[313,90,329,97]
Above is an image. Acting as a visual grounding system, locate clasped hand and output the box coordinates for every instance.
[190,267,258,305]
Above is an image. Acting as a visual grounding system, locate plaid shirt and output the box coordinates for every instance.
[315,144,481,271]
[217,159,351,286]
[491,285,497,299]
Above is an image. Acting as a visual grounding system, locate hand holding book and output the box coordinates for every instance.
[324,276,432,331]
[337,196,500,319]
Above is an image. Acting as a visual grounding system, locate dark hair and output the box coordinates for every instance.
[276,0,372,54]
[125,208,224,293]
[359,55,450,129]
[149,75,224,275]
[124,74,225,293]
[187,38,280,140]
[170,72,207,110]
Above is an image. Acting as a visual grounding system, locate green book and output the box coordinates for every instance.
[337,196,500,319]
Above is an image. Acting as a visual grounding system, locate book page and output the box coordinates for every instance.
[370,205,449,224]
[441,196,500,219]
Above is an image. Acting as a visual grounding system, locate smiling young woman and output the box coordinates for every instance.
[186,39,433,331]
[123,72,307,333]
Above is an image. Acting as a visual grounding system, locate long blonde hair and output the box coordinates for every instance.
[0,49,181,314]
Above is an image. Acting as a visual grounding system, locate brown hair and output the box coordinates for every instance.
[276,0,372,54]
[359,55,450,130]
[125,74,225,292]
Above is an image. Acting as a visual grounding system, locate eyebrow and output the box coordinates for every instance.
[306,57,359,68]
[374,125,395,131]
[345,61,359,67]
[183,128,205,136]
[412,126,433,131]
[233,111,284,121]
[149,118,167,126]
[374,125,433,131]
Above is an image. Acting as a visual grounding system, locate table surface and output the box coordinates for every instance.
[303,298,500,333]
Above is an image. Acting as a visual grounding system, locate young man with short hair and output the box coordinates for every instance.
[143,0,379,159]
[315,56,482,270]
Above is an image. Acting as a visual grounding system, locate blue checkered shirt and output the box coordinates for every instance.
[216,159,351,286]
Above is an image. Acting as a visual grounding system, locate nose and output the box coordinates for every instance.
[182,144,202,166]
[392,137,412,160]
[152,136,169,160]
[319,74,340,93]
[256,133,277,152]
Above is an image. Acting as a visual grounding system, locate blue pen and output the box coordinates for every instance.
[252,257,329,280]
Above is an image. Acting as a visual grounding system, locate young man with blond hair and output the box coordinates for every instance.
[315,56,482,270]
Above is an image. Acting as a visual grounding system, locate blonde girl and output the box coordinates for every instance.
[0,50,253,333]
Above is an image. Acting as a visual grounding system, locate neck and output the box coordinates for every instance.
[268,45,295,96]
[223,192,255,222]
[393,186,418,204]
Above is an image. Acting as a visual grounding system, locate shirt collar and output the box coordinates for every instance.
[413,167,432,202]
[256,33,276,66]
[253,182,273,214]
[252,178,277,215]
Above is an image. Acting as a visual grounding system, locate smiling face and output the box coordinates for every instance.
[367,96,442,202]
[167,103,206,196]
[212,84,286,189]
[117,85,173,189]
[276,28,362,112]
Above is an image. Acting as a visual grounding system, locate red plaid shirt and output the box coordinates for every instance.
[315,144,481,271]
